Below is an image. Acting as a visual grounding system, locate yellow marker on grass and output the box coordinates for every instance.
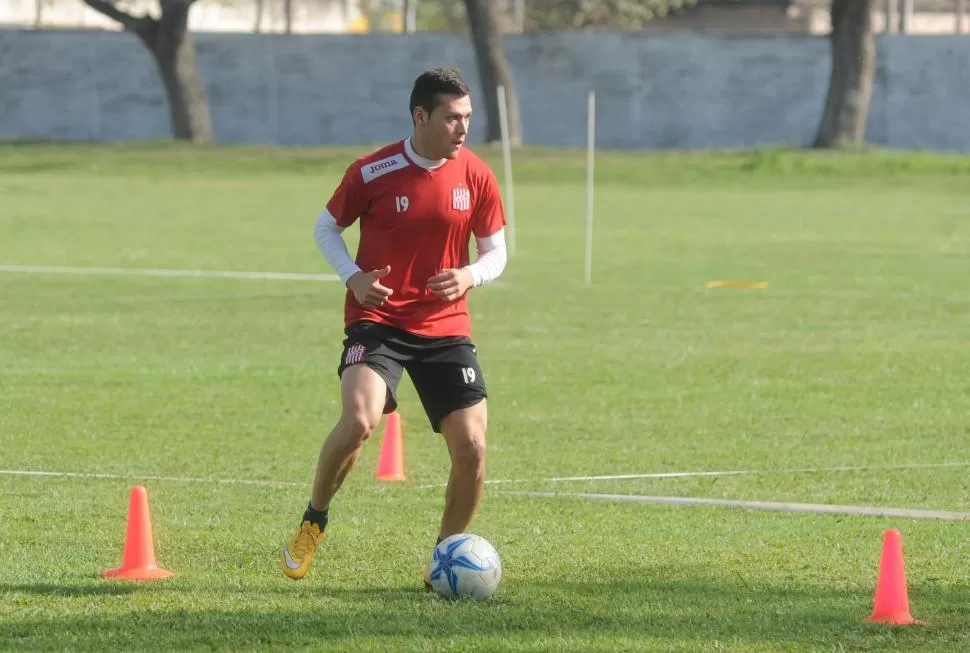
[705,280,769,289]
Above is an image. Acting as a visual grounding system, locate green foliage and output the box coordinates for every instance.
[526,0,698,29]
[415,0,468,32]
[404,0,699,33]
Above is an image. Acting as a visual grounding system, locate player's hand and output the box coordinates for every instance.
[347,265,393,308]
[427,268,474,302]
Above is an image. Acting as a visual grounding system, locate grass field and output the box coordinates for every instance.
[2,142,969,652]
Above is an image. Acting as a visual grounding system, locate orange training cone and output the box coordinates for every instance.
[102,486,174,581]
[375,411,405,481]
[867,528,920,625]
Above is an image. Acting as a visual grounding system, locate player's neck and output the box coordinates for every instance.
[405,137,446,170]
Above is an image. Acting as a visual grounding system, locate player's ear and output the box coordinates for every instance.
[413,107,427,127]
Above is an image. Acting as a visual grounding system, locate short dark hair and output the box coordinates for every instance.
[409,68,470,121]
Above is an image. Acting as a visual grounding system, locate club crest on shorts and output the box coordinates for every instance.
[452,186,470,212]
[345,343,366,365]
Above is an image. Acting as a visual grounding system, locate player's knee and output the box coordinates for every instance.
[462,436,486,470]
[338,409,381,447]
[448,423,487,472]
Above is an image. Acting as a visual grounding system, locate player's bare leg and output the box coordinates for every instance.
[438,399,488,538]
[311,365,387,508]
[281,364,387,580]
[422,399,487,589]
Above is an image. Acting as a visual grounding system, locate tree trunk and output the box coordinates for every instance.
[814,0,876,148]
[402,0,417,33]
[254,0,263,33]
[82,0,214,143]
[464,0,521,144]
[138,2,214,143]
[899,0,913,33]
[512,0,525,33]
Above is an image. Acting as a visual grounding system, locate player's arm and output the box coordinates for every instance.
[314,209,361,284]
[427,229,507,301]
[460,166,510,288]
[428,169,509,301]
[465,228,508,288]
[315,166,393,308]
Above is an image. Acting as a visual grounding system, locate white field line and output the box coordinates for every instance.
[412,461,970,490]
[0,264,340,283]
[6,461,970,497]
[7,468,967,522]
[519,491,970,522]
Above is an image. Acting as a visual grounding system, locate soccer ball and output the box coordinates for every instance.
[427,533,502,600]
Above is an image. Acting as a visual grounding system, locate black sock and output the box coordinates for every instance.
[303,502,329,530]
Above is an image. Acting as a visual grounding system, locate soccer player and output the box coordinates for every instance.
[281,68,509,588]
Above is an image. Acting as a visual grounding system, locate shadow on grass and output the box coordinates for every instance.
[0,582,140,597]
[3,571,969,651]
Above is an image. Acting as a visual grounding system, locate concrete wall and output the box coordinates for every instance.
[1,29,969,151]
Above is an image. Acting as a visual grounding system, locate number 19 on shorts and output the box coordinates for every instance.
[461,367,476,384]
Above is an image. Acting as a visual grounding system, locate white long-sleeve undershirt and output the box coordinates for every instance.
[313,210,362,284]
[313,209,507,287]
[466,228,507,287]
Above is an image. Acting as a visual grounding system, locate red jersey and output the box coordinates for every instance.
[326,139,507,338]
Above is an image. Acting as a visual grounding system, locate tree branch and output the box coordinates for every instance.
[82,0,143,30]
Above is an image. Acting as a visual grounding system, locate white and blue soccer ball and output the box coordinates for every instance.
[427,533,502,600]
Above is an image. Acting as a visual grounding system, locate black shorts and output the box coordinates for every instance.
[336,320,488,433]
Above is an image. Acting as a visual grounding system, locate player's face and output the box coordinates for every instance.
[423,94,472,160]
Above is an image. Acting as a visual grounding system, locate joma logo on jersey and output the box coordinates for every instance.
[452,187,471,211]
[361,154,408,183]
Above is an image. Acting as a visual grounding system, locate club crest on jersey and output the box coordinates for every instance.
[452,187,471,212]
